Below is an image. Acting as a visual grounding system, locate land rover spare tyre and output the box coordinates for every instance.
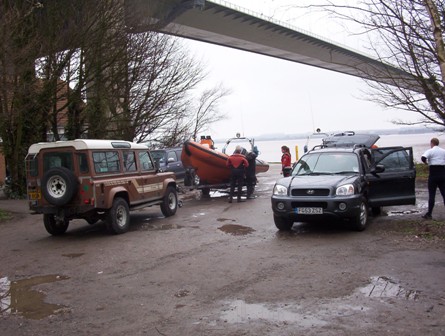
[42,167,78,206]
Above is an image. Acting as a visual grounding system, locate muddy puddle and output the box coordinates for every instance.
[216,276,418,326]
[0,274,69,320]
[386,201,425,216]
[208,190,229,198]
[218,224,255,236]
[62,253,85,259]
[139,222,183,231]
[387,209,421,216]
[220,299,327,327]
[358,276,419,300]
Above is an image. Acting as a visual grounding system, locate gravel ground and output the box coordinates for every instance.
[0,164,444,336]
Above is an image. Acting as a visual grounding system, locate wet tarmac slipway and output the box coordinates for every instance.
[0,164,444,336]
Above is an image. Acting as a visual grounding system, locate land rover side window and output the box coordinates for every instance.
[43,152,74,171]
[93,151,120,173]
[27,156,38,177]
[139,151,154,171]
[77,153,89,174]
[123,151,137,172]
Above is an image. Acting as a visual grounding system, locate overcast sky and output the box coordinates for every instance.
[182,0,419,140]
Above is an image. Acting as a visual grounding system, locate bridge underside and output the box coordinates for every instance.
[127,0,415,89]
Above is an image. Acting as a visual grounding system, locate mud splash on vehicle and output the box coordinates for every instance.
[0,274,69,320]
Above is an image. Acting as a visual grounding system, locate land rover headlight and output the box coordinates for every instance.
[273,184,288,196]
[336,184,354,195]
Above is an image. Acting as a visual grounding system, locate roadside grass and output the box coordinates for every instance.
[0,208,12,222]
[415,162,428,179]
[392,220,445,241]
[381,219,445,242]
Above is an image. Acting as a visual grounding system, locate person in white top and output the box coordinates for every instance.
[420,137,445,219]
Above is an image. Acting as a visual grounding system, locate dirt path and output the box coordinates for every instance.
[0,164,444,335]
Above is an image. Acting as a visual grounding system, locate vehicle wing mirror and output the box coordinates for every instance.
[371,164,385,174]
[168,157,175,163]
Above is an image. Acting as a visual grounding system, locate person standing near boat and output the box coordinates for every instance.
[281,145,292,177]
[421,137,445,219]
[245,147,258,199]
[227,146,249,203]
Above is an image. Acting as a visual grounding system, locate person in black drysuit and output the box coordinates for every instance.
[245,149,258,199]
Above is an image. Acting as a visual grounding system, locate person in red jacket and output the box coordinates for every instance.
[281,145,292,177]
[226,146,249,203]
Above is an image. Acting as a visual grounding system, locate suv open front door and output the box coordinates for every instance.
[367,147,416,207]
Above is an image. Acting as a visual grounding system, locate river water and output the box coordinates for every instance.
[215,132,445,163]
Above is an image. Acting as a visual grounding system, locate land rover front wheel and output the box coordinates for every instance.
[106,197,130,234]
[42,167,78,206]
[160,186,178,217]
[43,214,69,235]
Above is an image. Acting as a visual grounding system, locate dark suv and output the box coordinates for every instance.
[150,148,186,181]
[271,133,416,231]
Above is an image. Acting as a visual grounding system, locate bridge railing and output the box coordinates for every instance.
[207,0,371,58]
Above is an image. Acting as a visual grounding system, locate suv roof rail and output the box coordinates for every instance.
[310,144,325,151]
[332,131,355,136]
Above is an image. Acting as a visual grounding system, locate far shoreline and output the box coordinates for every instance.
[213,127,443,143]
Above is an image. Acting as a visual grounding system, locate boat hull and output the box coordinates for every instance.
[181,141,269,186]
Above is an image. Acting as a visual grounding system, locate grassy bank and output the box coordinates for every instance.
[415,163,428,179]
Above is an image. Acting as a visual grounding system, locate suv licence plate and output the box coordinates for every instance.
[295,207,322,215]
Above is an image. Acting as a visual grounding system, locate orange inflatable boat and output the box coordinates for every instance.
[181,137,269,186]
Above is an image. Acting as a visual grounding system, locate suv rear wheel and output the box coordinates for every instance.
[106,197,130,234]
[44,214,69,235]
[274,215,294,231]
[42,167,78,206]
[160,186,178,217]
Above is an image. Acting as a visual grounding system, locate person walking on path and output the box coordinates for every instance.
[281,145,292,177]
[227,146,249,203]
[421,137,445,219]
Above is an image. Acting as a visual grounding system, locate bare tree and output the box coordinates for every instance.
[152,84,231,148]
[297,0,445,127]
[0,0,45,197]
[107,32,206,143]
[0,0,228,196]
[188,84,231,142]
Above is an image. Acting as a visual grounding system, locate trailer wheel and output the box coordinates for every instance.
[201,187,210,197]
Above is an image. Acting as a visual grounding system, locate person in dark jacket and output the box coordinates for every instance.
[226,146,249,203]
[245,150,257,199]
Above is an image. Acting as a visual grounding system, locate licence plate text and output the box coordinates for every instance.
[28,192,41,200]
[295,207,323,215]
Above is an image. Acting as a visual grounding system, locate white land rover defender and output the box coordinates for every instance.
[26,139,178,235]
